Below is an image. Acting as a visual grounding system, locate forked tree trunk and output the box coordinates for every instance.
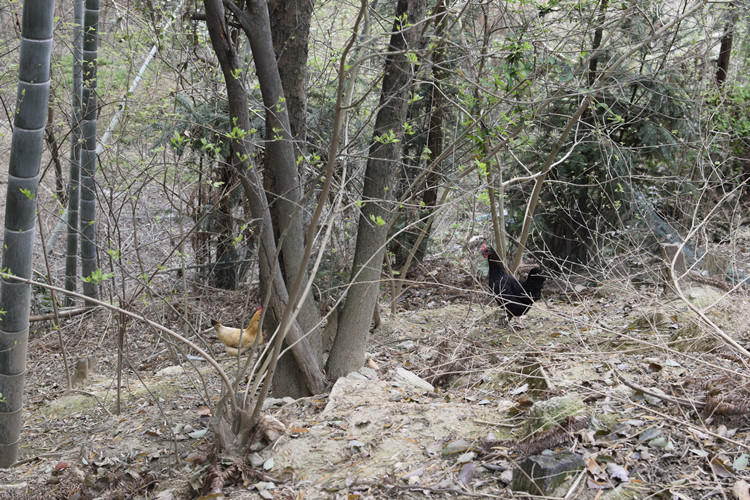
[203,0,325,398]
[0,0,55,467]
[326,0,425,378]
[249,0,322,396]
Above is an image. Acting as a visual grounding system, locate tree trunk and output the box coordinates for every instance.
[268,0,312,144]
[239,0,321,396]
[203,0,325,398]
[0,0,55,467]
[419,0,448,256]
[715,3,736,87]
[390,0,447,275]
[211,162,238,289]
[588,0,608,86]
[79,0,100,301]
[64,0,83,306]
[327,0,425,379]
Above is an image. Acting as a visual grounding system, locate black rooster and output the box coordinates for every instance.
[480,244,545,323]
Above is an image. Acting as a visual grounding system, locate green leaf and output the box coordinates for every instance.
[19,187,34,200]
[369,214,385,226]
[82,268,114,284]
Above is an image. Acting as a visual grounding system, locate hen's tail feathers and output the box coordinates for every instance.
[521,268,546,301]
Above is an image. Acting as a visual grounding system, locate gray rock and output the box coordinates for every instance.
[261,397,285,410]
[442,439,471,456]
[528,394,586,434]
[643,387,667,405]
[393,367,434,393]
[249,452,264,468]
[511,452,585,496]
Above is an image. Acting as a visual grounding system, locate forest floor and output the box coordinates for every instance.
[0,246,749,499]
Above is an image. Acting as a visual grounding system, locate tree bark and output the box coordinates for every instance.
[715,3,736,87]
[79,0,100,301]
[423,0,447,223]
[64,0,83,306]
[212,162,238,289]
[327,0,425,379]
[249,0,322,396]
[0,0,55,467]
[223,0,321,396]
[587,0,608,86]
[203,0,325,396]
[268,0,312,144]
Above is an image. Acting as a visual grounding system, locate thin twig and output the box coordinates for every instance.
[29,306,96,323]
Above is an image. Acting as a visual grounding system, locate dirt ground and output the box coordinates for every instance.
[0,251,748,499]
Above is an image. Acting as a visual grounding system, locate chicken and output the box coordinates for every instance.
[211,307,264,355]
[480,244,545,323]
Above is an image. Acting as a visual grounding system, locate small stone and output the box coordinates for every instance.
[499,469,513,484]
[359,366,378,380]
[348,440,366,451]
[262,398,283,410]
[528,394,586,433]
[155,366,185,377]
[394,367,434,393]
[442,439,471,456]
[255,481,276,490]
[600,484,643,500]
[643,387,666,405]
[648,437,674,451]
[262,457,274,471]
[249,453,264,468]
[511,452,585,496]
[459,462,475,484]
[249,440,266,452]
[401,465,424,481]
[154,489,176,500]
[637,428,661,442]
[187,428,207,439]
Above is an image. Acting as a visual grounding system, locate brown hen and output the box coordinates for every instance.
[211,307,264,355]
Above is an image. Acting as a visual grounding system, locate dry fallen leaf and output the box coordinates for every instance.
[606,462,629,482]
[459,462,475,484]
[710,456,735,479]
